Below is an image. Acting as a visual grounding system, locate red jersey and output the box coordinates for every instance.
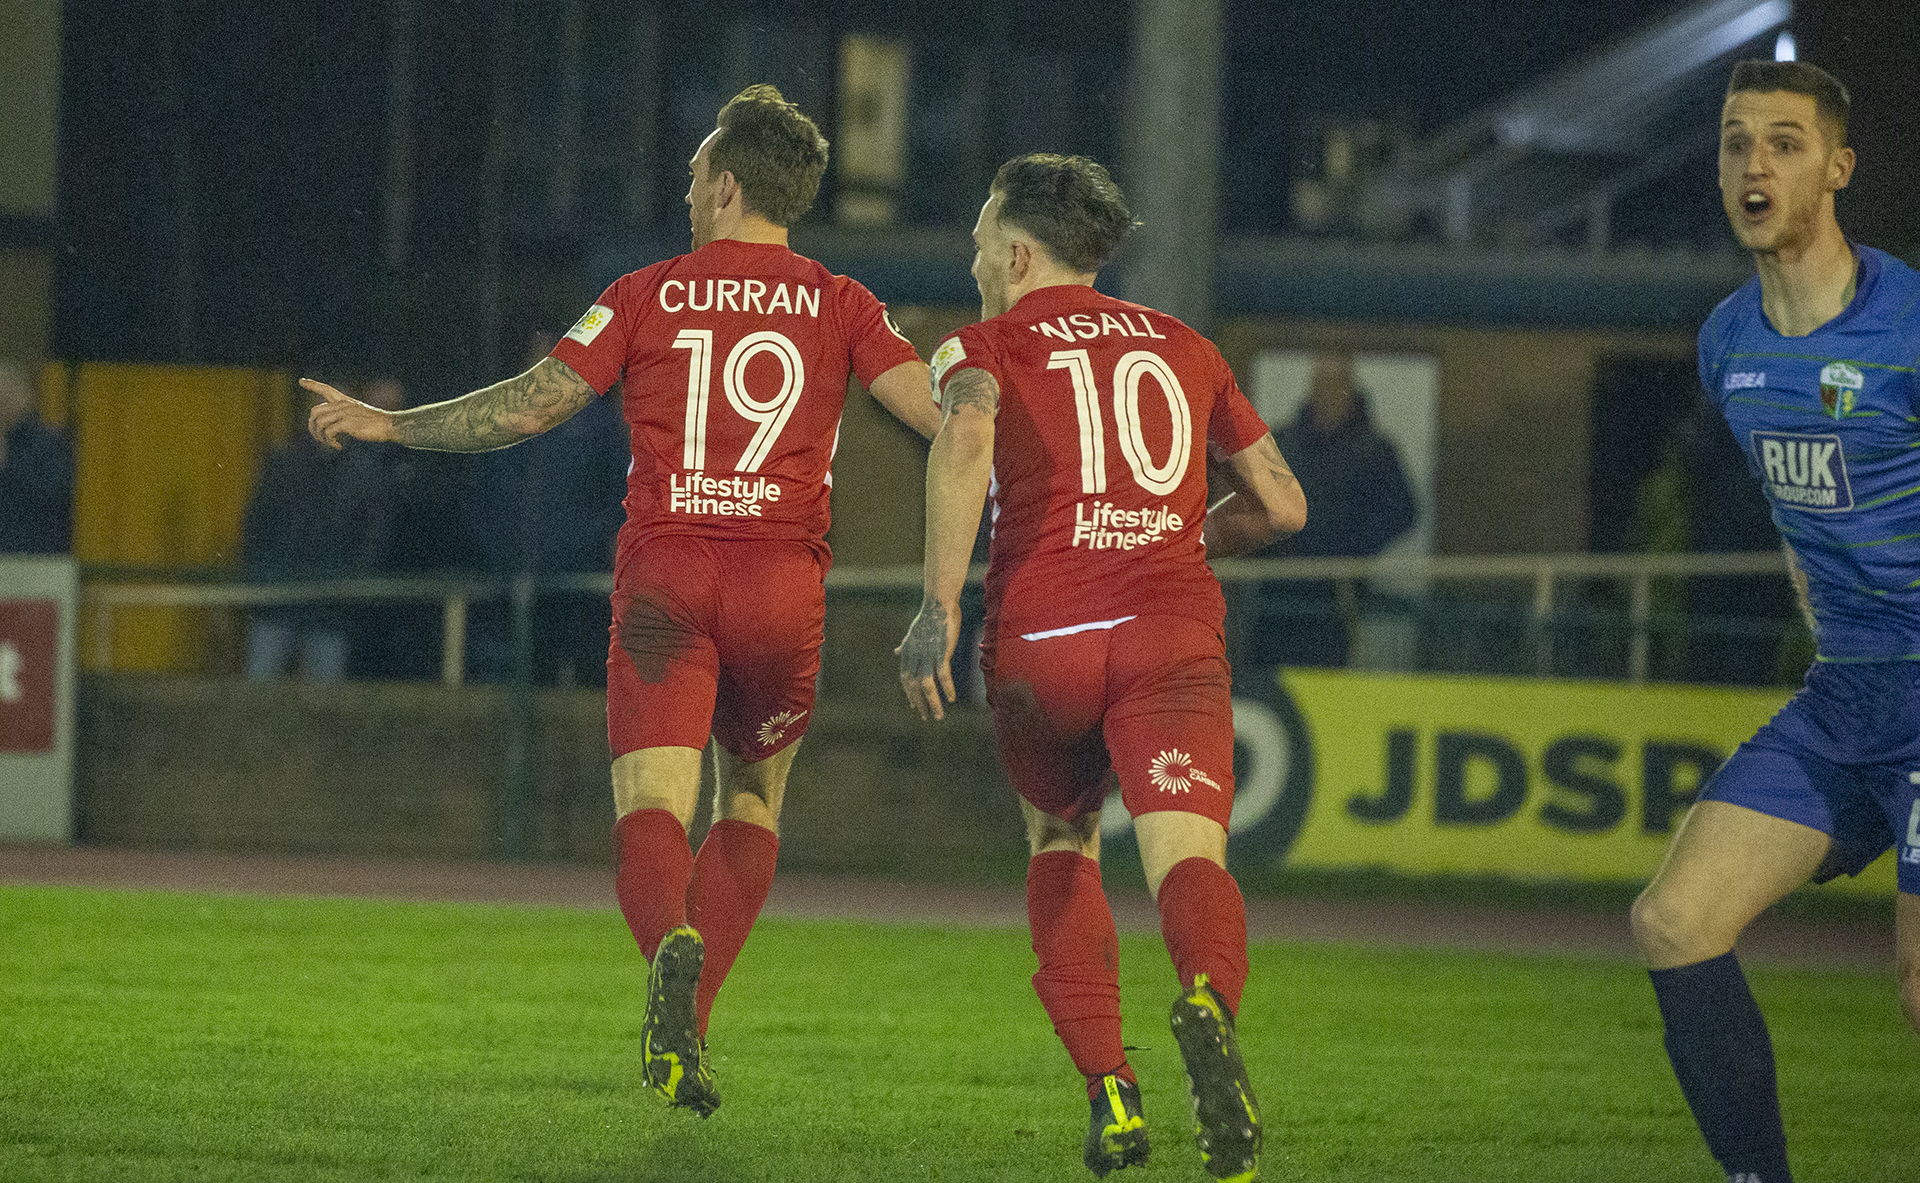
[550,238,921,573]
[932,285,1270,636]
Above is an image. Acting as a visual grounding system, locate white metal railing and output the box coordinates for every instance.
[79,550,1790,687]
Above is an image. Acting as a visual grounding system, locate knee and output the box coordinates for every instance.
[1024,806,1097,860]
[719,786,779,830]
[620,794,695,830]
[1630,884,1712,968]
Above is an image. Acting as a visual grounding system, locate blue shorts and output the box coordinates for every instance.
[1700,660,1920,894]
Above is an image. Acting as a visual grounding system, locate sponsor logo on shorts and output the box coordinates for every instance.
[1148,749,1222,795]
[1724,371,1765,391]
[1749,430,1853,512]
[758,709,806,748]
[1818,360,1863,418]
[565,304,614,346]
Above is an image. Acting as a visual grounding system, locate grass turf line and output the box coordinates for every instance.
[0,885,1909,1182]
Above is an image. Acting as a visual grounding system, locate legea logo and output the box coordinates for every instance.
[1750,430,1853,512]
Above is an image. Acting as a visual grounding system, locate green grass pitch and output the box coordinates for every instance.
[0,885,1910,1182]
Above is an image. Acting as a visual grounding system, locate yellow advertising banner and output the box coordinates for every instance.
[1268,669,1898,895]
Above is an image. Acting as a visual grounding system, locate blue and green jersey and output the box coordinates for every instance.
[1699,245,1920,661]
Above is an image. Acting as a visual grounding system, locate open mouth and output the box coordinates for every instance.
[1742,191,1773,217]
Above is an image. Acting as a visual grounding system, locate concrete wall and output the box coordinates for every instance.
[1215,317,1694,555]
[75,674,1026,878]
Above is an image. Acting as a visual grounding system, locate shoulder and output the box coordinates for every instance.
[611,257,681,296]
[1859,247,1920,334]
[1119,295,1195,334]
[1697,278,1760,371]
[579,260,678,326]
[785,253,859,300]
[1113,295,1231,371]
[781,260,878,328]
[1701,277,1760,339]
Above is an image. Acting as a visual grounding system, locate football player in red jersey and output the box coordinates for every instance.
[898,154,1304,1181]
[309,85,940,1118]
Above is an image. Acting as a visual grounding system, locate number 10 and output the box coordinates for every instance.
[1046,348,1193,496]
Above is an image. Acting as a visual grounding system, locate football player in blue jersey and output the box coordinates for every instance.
[1630,59,1920,1183]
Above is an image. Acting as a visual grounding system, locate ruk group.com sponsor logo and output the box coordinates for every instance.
[1749,430,1853,512]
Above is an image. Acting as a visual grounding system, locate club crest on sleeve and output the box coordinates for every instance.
[565,304,615,347]
[1818,361,1863,418]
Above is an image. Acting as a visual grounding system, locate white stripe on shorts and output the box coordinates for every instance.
[1019,615,1138,642]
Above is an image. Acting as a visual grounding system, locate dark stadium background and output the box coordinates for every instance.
[40,0,1918,390]
[6,0,1920,871]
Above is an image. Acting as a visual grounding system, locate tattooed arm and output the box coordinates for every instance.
[898,366,999,721]
[304,357,598,453]
[1202,433,1307,556]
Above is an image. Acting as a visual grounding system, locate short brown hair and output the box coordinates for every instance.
[1727,59,1850,148]
[991,154,1139,273]
[709,84,830,227]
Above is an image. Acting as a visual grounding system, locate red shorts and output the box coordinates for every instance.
[981,613,1237,828]
[606,536,825,761]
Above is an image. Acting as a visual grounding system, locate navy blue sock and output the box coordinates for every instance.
[1649,952,1791,1183]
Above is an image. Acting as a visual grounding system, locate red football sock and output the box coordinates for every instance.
[1155,856,1250,1016]
[685,817,780,1035]
[1027,850,1130,1086]
[612,808,692,962]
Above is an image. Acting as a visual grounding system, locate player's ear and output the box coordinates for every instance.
[1828,145,1855,191]
[1008,239,1032,283]
[715,169,742,211]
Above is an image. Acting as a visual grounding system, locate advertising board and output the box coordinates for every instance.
[1106,667,1897,895]
[0,556,77,841]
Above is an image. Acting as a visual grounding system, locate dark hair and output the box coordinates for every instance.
[990,154,1139,273]
[709,84,830,227]
[1727,60,1850,147]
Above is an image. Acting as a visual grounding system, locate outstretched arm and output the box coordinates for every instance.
[866,359,942,440]
[1201,433,1307,557]
[898,367,997,720]
[305,357,598,453]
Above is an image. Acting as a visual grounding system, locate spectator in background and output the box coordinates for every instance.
[0,360,74,555]
[1249,350,1417,668]
[242,374,411,681]
[463,330,629,687]
[345,374,480,680]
